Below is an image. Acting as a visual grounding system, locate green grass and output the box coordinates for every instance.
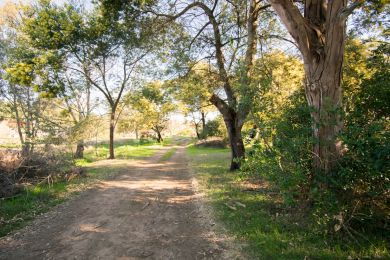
[187,145,389,259]
[0,182,68,237]
[80,139,159,163]
[0,139,159,238]
[0,143,21,149]
[159,147,177,162]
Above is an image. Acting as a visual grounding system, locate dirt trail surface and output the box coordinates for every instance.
[0,146,243,260]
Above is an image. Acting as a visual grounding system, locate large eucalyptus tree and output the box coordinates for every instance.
[268,0,388,173]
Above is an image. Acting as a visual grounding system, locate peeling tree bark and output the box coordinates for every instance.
[269,0,351,173]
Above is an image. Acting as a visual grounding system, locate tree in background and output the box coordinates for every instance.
[17,0,156,159]
[128,82,175,143]
[56,73,96,159]
[168,62,217,139]
[117,104,149,140]
[1,16,60,155]
[152,0,272,170]
[2,1,95,158]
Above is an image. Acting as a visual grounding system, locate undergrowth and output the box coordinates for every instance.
[187,145,389,259]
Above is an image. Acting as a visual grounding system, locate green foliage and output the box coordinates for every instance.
[169,62,217,113]
[21,0,84,50]
[204,116,226,138]
[352,0,390,30]
[0,183,67,237]
[167,62,219,138]
[242,52,308,203]
[250,51,304,131]
[243,90,312,204]
[127,81,175,140]
[330,41,390,232]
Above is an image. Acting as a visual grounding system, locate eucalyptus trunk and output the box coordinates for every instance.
[269,0,349,173]
[305,60,344,173]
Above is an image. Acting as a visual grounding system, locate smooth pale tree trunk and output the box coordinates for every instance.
[12,92,28,156]
[109,111,115,159]
[12,91,24,147]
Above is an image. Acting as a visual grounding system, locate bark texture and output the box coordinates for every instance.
[269,0,351,173]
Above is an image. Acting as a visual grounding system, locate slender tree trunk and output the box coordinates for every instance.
[75,140,84,159]
[109,110,115,159]
[223,114,245,171]
[194,122,201,139]
[156,130,163,143]
[201,112,206,129]
[135,127,139,140]
[11,90,25,150]
[200,111,206,138]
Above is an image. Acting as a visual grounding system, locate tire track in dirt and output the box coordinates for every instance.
[0,146,243,260]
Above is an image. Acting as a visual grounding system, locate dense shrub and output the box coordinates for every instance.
[330,56,390,233]
[242,90,313,204]
[203,116,227,138]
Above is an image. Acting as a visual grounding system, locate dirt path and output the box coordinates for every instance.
[0,146,242,260]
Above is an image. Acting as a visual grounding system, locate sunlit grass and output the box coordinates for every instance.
[0,182,67,237]
[81,139,160,163]
[0,143,21,149]
[187,146,389,259]
[159,147,177,162]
